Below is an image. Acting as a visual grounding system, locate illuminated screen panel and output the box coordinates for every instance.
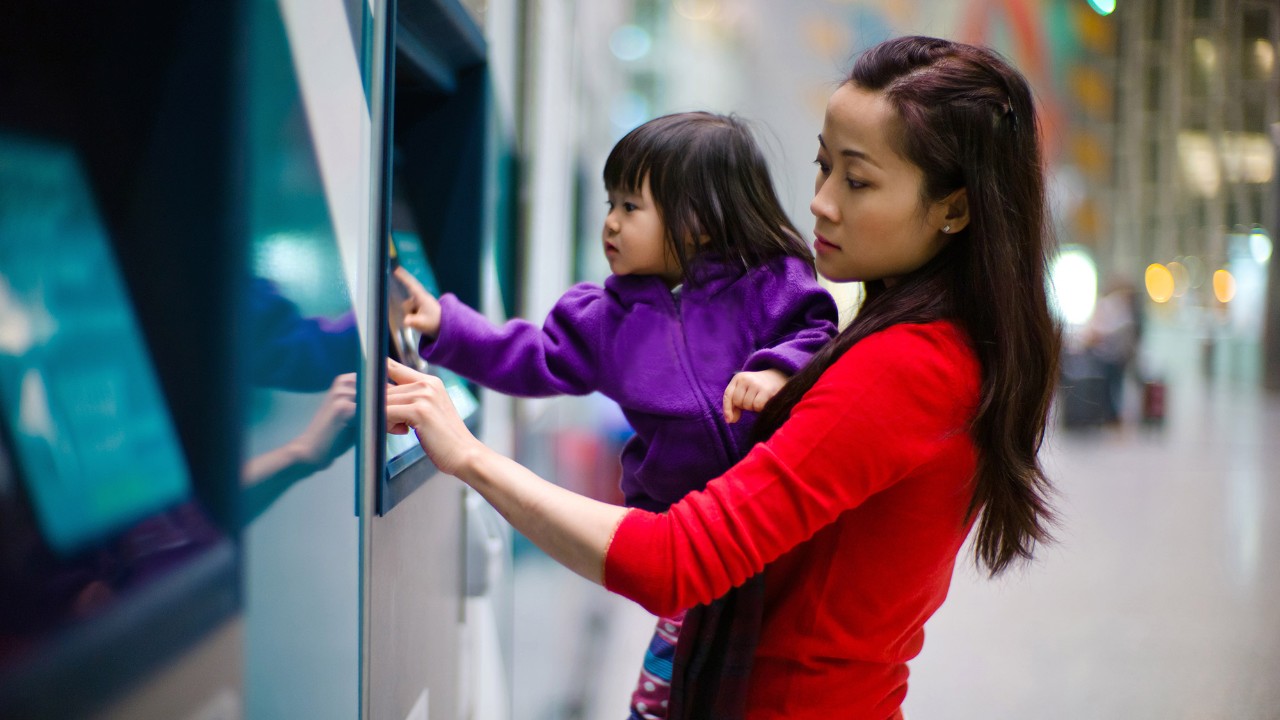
[0,135,191,556]
[386,231,477,465]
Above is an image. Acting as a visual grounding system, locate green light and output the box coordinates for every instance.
[1087,0,1116,15]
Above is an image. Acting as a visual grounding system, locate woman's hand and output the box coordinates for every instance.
[386,359,483,476]
[392,266,443,337]
[385,360,626,586]
[722,368,789,423]
[289,372,359,472]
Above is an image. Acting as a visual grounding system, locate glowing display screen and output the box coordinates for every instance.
[0,135,190,555]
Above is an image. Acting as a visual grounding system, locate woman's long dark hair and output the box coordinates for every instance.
[603,112,813,282]
[753,36,1062,576]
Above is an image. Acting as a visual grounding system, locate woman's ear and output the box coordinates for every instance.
[930,188,970,235]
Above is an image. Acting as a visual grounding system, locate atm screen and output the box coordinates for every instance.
[0,134,192,555]
[386,231,477,466]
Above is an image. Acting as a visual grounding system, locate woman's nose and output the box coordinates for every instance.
[810,180,838,223]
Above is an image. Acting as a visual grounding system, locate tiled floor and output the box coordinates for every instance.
[903,380,1280,719]
[511,325,1280,720]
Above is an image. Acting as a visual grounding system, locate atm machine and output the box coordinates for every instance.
[0,3,246,718]
[0,1,512,719]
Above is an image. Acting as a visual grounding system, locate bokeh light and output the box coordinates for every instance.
[1049,245,1098,325]
[1183,255,1207,288]
[1145,263,1175,303]
[1250,228,1273,264]
[608,25,651,62]
[1167,259,1189,297]
[610,91,650,133]
[672,0,720,21]
[1257,39,1275,77]
[1213,268,1237,303]
[1086,0,1116,16]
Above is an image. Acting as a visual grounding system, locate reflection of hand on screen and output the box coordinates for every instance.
[242,373,357,489]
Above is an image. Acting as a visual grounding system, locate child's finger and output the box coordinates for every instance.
[723,379,746,423]
[393,266,425,295]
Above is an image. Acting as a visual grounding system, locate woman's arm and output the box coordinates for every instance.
[387,322,980,613]
[385,360,626,584]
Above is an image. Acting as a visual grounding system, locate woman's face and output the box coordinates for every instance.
[810,83,957,284]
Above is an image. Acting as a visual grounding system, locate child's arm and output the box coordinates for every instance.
[742,269,839,376]
[722,368,788,424]
[406,276,610,398]
[723,262,838,423]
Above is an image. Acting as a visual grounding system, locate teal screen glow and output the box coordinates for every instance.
[0,135,191,555]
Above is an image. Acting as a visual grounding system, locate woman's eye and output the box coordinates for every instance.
[846,178,866,190]
[813,158,831,175]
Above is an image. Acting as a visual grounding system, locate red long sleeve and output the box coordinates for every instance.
[604,321,982,719]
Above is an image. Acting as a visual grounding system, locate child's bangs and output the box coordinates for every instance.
[602,140,655,194]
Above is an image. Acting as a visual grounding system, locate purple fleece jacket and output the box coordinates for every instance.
[418,255,837,512]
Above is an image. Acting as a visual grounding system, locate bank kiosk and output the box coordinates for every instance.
[0,1,509,718]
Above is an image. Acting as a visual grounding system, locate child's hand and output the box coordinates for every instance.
[393,266,442,337]
[722,369,788,424]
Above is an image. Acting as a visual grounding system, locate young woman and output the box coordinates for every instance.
[394,111,837,719]
[386,36,1060,720]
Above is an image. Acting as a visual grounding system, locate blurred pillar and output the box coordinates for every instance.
[1111,0,1147,273]
[1266,131,1280,392]
[1264,5,1280,392]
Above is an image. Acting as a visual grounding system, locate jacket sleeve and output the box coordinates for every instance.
[741,262,838,375]
[417,283,612,397]
[603,324,978,616]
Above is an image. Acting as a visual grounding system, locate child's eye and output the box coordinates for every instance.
[623,202,638,212]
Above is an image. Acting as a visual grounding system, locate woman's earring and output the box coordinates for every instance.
[942,225,951,233]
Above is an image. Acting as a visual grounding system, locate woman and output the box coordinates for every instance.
[387,35,1060,720]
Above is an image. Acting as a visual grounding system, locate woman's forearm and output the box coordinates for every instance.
[457,445,630,585]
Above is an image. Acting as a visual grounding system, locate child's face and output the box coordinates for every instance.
[810,83,954,284]
[603,175,681,287]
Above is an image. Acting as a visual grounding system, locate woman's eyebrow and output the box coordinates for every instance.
[817,134,881,169]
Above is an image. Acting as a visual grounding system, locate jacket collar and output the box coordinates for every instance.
[604,256,747,307]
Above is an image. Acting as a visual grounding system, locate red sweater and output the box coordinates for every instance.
[604,322,981,719]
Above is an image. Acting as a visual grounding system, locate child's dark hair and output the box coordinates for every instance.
[753,37,1062,577]
[602,112,814,282]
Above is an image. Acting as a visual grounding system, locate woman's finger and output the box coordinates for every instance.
[386,357,426,385]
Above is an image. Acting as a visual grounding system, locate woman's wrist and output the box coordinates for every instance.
[451,437,495,486]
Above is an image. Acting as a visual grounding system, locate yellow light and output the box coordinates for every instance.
[1257,39,1275,77]
[1145,263,1175,303]
[1195,38,1217,71]
[672,0,719,21]
[1213,269,1237,303]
